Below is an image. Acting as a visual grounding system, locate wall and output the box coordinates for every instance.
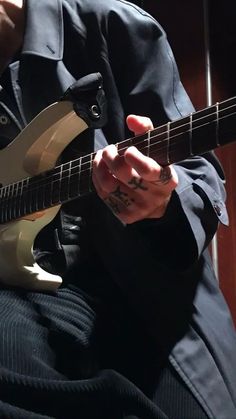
[139,0,236,323]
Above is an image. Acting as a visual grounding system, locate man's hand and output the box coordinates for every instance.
[92,114,178,224]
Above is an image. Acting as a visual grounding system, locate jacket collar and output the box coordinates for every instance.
[22,0,63,60]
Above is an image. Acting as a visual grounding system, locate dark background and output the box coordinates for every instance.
[131,0,236,324]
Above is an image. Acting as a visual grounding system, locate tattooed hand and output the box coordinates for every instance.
[92,114,178,224]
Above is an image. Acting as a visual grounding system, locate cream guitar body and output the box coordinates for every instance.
[0,100,88,291]
[0,72,235,291]
[0,73,105,291]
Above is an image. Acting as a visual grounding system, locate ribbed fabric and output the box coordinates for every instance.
[0,287,167,419]
[0,286,208,418]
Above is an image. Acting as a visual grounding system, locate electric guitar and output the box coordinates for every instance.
[0,81,236,291]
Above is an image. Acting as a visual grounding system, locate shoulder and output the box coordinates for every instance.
[63,0,162,26]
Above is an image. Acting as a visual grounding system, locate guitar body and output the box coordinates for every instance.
[0,100,88,291]
[0,70,235,292]
[0,209,61,290]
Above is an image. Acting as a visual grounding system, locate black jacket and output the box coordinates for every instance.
[0,0,236,417]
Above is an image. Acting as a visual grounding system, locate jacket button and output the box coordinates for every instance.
[213,203,222,217]
[0,114,10,125]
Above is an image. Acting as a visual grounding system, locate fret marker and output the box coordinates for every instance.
[189,113,193,156]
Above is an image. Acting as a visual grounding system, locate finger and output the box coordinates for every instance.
[124,146,162,181]
[150,166,174,186]
[101,144,139,183]
[124,146,178,187]
[92,148,118,197]
[126,114,153,135]
[93,146,139,199]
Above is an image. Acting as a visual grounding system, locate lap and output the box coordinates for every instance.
[0,286,100,379]
[0,285,208,419]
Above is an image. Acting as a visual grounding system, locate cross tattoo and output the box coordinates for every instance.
[128,177,148,191]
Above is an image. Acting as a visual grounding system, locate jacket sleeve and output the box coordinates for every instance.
[103,1,228,269]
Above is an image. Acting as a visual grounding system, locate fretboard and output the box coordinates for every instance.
[1,96,236,223]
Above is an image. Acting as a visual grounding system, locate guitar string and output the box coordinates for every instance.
[0,107,235,215]
[0,104,236,217]
[1,102,235,195]
[1,105,235,199]
[0,110,235,222]
[16,108,236,189]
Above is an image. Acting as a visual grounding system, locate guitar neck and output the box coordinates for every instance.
[1,96,236,224]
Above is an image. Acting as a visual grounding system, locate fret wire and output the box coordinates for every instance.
[89,153,93,192]
[43,174,51,208]
[32,188,37,213]
[13,102,236,194]
[19,181,25,217]
[29,180,32,215]
[4,184,12,221]
[78,155,82,196]
[69,161,72,198]
[23,180,28,216]
[58,163,63,203]
[2,186,7,222]
[0,187,2,223]
[1,204,4,222]
[0,115,228,209]
[25,182,29,215]
[1,106,234,209]
[121,109,236,159]
[74,101,236,171]
[8,184,14,219]
[79,154,92,195]
[36,180,41,212]
[38,185,43,211]
[189,113,193,156]
[57,164,62,204]
[12,183,17,220]
[140,110,236,160]
[216,102,219,146]
[19,181,23,217]
[17,180,22,218]
[68,160,72,199]
[5,185,10,222]
[167,122,170,163]
[17,183,21,218]
[1,102,236,222]
[3,185,7,198]
[62,162,71,202]
[147,130,151,157]
[23,179,29,217]
[1,187,6,223]
[29,183,34,214]
[69,164,78,199]
[20,180,25,217]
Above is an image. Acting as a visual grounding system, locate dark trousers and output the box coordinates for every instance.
[0,286,208,419]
